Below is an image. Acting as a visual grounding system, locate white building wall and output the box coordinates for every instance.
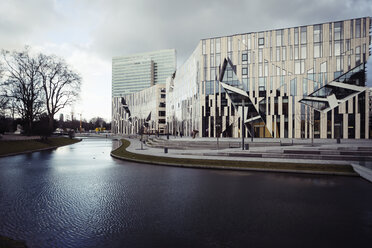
[166,42,202,136]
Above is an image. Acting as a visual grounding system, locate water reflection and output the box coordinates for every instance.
[0,138,371,248]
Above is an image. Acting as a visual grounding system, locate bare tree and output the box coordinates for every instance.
[0,66,9,115]
[90,117,105,128]
[1,48,45,134]
[38,55,81,131]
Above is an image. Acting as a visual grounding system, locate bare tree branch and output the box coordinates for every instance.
[1,48,45,134]
[39,54,81,130]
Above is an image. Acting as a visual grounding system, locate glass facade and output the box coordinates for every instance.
[197,17,371,139]
[113,17,371,139]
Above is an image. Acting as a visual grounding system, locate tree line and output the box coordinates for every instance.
[57,116,111,132]
[0,47,81,136]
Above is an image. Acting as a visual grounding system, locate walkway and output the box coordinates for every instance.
[121,136,372,181]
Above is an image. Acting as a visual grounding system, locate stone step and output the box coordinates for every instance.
[229,152,372,161]
[282,149,372,156]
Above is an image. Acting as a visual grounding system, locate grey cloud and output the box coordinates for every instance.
[87,0,371,66]
[0,0,371,80]
[0,0,61,49]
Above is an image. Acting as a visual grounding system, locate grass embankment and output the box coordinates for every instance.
[0,137,80,156]
[111,139,356,174]
[0,235,27,248]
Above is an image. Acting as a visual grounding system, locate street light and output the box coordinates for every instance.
[167,122,169,140]
[242,99,245,150]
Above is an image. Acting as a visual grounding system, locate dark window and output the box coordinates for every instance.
[158,111,166,117]
[327,110,332,138]
[161,94,166,98]
[258,38,264,46]
[242,53,248,61]
[348,114,355,138]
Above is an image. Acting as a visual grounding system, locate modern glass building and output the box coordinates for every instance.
[113,17,371,140]
[169,17,371,139]
[112,49,176,97]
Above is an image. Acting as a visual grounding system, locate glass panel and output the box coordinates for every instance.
[300,26,307,44]
[290,78,297,96]
[356,19,361,38]
[242,53,248,62]
[258,64,263,77]
[258,37,264,46]
[334,41,343,56]
[259,49,263,63]
[313,24,322,42]
[295,61,301,74]
[294,46,299,59]
[216,54,221,67]
[216,38,221,53]
[301,45,307,59]
[303,78,308,96]
[228,36,233,52]
[221,60,244,90]
[276,30,283,46]
[334,21,343,40]
[294,27,299,45]
[276,47,280,61]
[321,62,327,73]
[314,43,322,58]
[301,60,305,74]
[264,62,268,77]
[210,55,215,67]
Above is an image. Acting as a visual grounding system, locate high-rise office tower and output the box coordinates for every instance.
[112,49,176,97]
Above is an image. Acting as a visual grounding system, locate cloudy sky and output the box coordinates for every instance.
[0,0,371,121]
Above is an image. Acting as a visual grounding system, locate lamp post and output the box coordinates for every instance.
[167,122,169,140]
[251,120,254,142]
[216,124,221,150]
[242,99,245,150]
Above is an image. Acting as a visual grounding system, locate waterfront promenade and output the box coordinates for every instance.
[112,135,372,180]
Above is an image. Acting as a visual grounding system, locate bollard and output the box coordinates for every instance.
[164,147,168,153]
[245,144,249,150]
